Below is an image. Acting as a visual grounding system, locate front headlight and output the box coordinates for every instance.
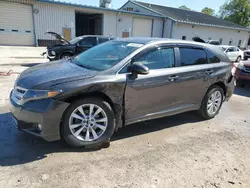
[237,62,245,70]
[25,89,62,100]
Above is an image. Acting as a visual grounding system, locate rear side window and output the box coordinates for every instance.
[206,50,220,63]
[79,37,97,46]
[98,37,109,44]
[179,48,207,66]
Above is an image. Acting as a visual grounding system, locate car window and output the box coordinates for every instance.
[79,37,97,46]
[98,37,109,44]
[134,48,175,70]
[179,48,207,66]
[227,47,234,52]
[206,50,220,63]
[209,41,220,45]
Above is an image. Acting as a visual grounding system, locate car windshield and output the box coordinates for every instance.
[69,37,83,45]
[72,41,143,71]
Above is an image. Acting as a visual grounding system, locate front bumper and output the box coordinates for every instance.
[10,91,69,141]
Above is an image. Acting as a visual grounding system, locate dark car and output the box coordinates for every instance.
[44,32,116,61]
[244,49,250,60]
[10,38,234,148]
[234,61,250,87]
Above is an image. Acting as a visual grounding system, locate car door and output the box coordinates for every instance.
[76,37,97,53]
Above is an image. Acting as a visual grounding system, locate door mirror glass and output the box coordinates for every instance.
[131,62,149,75]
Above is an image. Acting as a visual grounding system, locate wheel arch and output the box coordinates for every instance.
[59,50,74,59]
[209,81,227,97]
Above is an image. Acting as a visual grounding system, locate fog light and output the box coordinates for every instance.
[36,124,42,132]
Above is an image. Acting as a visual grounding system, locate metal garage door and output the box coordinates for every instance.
[132,18,152,37]
[0,1,34,46]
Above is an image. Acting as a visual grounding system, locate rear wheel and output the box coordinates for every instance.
[61,98,116,148]
[235,80,245,87]
[199,86,224,120]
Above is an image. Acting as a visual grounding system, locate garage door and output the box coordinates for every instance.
[0,1,34,46]
[132,18,152,37]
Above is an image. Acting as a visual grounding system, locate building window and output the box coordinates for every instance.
[219,38,223,44]
[182,36,186,40]
[229,40,232,45]
[238,40,242,47]
[127,7,134,11]
[208,37,211,40]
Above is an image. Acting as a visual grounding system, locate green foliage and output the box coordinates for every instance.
[201,7,215,16]
[219,0,250,27]
[179,5,191,10]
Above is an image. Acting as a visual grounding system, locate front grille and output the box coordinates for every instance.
[11,86,27,105]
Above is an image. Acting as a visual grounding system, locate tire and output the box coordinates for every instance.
[244,57,247,61]
[61,98,116,148]
[60,52,72,59]
[235,80,245,87]
[199,86,224,120]
[236,56,241,62]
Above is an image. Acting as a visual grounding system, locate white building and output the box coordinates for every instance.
[0,0,249,48]
[120,1,250,48]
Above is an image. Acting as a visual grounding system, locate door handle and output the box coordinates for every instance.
[206,69,213,75]
[168,75,179,81]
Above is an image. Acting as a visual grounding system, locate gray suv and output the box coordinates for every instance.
[10,38,234,147]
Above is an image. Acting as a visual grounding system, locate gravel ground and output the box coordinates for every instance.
[0,49,250,188]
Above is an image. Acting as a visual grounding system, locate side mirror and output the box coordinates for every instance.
[131,62,149,75]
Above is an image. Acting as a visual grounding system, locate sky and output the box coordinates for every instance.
[63,0,227,13]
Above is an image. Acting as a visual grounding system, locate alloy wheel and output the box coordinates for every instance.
[69,104,108,141]
[207,90,222,115]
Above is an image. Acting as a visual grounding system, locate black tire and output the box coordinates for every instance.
[60,52,72,59]
[235,80,245,87]
[198,86,224,120]
[244,56,248,61]
[236,56,241,62]
[61,98,116,148]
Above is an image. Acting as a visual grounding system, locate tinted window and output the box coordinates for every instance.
[206,50,220,63]
[135,48,175,70]
[98,37,109,44]
[209,41,220,45]
[179,48,207,66]
[227,47,234,52]
[79,37,97,46]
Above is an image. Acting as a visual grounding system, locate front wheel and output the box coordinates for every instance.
[60,52,72,60]
[61,98,116,148]
[199,86,224,120]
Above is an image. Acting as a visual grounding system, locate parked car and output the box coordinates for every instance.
[206,40,220,45]
[10,38,234,148]
[44,32,116,61]
[220,45,244,62]
[244,49,250,60]
[234,61,250,87]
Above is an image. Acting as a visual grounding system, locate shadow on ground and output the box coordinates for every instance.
[234,86,250,97]
[0,111,201,166]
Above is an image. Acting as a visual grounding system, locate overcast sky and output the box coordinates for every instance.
[64,0,226,12]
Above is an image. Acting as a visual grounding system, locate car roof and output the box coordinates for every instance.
[80,35,116,38]
[114,37,230,62]
[220,45,237,48]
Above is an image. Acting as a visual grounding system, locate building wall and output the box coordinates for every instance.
[172,23,250,48]
[152,18,163,37]
[163,19,173,38]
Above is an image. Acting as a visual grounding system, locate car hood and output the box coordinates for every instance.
[16,60,98,89]
[45,31,70,45]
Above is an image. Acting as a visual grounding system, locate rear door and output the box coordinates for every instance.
[76,37,97,53]
[173,46,213,107]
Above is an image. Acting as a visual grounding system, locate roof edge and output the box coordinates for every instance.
[35,0,165,18]
[176,20,250,32]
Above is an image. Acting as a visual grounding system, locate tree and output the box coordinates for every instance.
[219,0,250,27]
[201,7,215,16]
[179,5,191,10]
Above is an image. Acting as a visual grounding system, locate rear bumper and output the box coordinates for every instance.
[225,76,235,101]
[10,91,69,141]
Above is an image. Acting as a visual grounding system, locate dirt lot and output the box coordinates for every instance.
[0,47,250,188]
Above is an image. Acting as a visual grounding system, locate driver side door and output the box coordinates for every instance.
[76,37,97,53]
